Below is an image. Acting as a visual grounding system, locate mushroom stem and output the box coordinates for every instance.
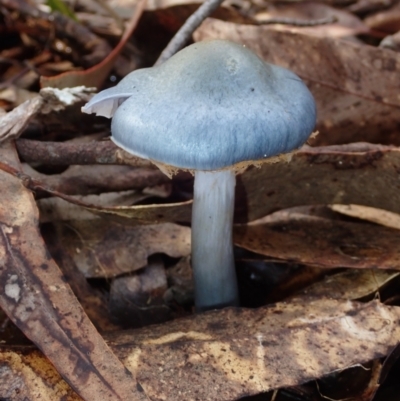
[191,170,239,311]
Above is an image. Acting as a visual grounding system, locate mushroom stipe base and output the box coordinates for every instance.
[192,170,239,311]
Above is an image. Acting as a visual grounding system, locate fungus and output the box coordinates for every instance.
[82,40,316,311]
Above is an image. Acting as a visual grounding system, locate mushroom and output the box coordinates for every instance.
[82,40,316,311]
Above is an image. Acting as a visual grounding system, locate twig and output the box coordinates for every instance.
[16,139,155,168]
[257,15,338,26]
[22,164,169,197]
[155,0,224,65]
[0,161,169,198]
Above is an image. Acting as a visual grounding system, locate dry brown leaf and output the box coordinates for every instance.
[38,190,150,222]
[118,300,399,401]
[234,213,400,269]
[0,142,147,401]
[57,220,190,278]
[0,349,83,400]
[292,269,399,301]
[330,204,400,230]
[195,19,400,145]
[364,4,400,33]
[80,198,193,224]
[239,144,400,223]
[1,300,399,401]
[255,3,369,38]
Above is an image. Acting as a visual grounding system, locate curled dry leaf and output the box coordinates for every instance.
[0,143,147,401]
[195,19,400,145]
[234,213,400,269]
[330,204,400,230]
[1,300,399,401]
[84,199,193,225]
[57,220,190,278]
[0,97,43,144]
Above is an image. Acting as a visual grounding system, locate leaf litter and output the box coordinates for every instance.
[1,0,400,399]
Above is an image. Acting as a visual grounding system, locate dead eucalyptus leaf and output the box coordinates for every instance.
[78,199,192,224]
[0,349,83,400]
[58,220,190,278]
[330,204,400,230]
[38,190,150,222]
[292,269,399,301]
[0,143,147,401]
[195,19,400,145]
[234,213,400,269]
[117,300,400,401]
[2,300,399,401]
[239,144,400,223]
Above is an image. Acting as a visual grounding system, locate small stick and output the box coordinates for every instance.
[16,139,155,168]
[257,15,338,27]
[155,0,224,65]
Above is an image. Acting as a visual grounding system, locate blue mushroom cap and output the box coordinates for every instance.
[83,40,317,171]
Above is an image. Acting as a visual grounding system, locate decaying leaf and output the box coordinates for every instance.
[239,144,400,222]
[0,142,147,401]
[0,349,83,401]
[234,212,400,269]
[292,269,399,301]
[330,204,400,230]
[71,197,193,224]
[195,19,400,145]
[57,220,190,278]
[38,190,151,223]
[1,299,399,401]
